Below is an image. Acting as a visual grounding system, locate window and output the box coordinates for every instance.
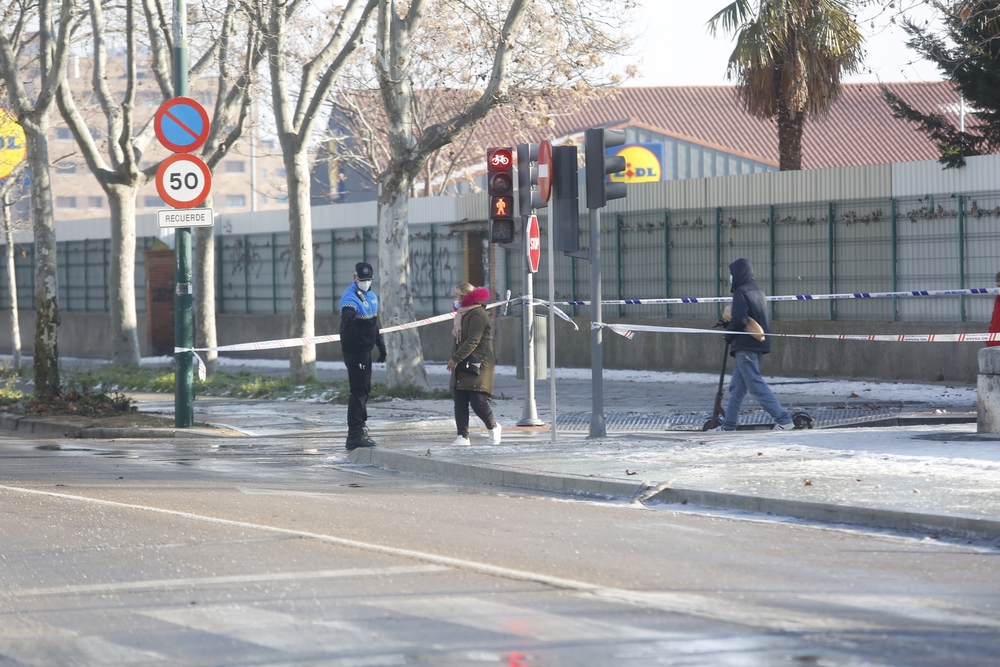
[260,194,269,205]
[88,196,103,209]
[144,195,165,208]
[263,139,278,150]
[56,196,77,209]
[55,163,76,175]
[225,194,246,208]
[225,160,246,173]
[275,168,287,178]
[55,127,73,140]
[259,168,267,178]
[195,90,214,105]
[275,193,288,203]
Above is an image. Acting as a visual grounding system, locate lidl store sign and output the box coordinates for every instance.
[607,142,664,183]
[0,108,27,180]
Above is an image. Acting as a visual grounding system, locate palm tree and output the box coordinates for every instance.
[708,0,864,170]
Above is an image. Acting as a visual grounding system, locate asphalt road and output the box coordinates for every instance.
[2,431,999,666]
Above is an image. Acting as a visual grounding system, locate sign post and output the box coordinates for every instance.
[160,6,212,427]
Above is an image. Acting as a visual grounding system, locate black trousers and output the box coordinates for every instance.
[454,389,496,436]
[343,349,372,434]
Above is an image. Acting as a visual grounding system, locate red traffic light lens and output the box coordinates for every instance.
[488,148,512,168]
[491,195,513,218]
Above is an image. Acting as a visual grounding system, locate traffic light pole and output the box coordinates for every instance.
[518,216,542,427]
[588,206,606,438]
[173,0,194,427]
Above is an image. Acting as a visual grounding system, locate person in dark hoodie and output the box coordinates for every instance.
[714,258,794,431]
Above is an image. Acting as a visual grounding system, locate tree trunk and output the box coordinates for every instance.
[25,126,60,399]
[195,217,218,376]
[286,148,316,382]
[106,186,142,365]
[377,178,430,390]
[777,105,804,171]
[2,194,21,370]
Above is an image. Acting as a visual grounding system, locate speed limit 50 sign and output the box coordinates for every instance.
[155,153,212,209]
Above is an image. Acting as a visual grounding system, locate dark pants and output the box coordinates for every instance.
[343,349,372,434]
[454,389,496,436]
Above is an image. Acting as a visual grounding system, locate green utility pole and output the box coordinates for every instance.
[173,0,194,427]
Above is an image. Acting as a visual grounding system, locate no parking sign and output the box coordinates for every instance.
[155,97,210,153]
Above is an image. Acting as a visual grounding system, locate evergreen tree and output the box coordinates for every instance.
[883,2,1000,168]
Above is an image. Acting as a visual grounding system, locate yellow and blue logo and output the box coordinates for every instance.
[0,108,27,181]
[607,143,664,183]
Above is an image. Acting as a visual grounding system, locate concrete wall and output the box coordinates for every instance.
[494,315,980,384]
[0,310,979,382]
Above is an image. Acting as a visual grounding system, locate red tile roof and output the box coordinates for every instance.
[472,82,965,170]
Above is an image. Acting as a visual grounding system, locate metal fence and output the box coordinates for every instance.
[3,192,999,323]
[503,192,1000,323]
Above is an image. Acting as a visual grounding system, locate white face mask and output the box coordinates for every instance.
[453,300,462,310]
[729,274,734,285]
[357,280,372,292]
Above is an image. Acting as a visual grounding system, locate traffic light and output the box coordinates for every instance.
[487,147,515,243]
[585,128,627,209]
[552,145,580,253]
[517,143,549,215]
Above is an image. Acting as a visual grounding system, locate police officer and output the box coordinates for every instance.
[340,262,386,450]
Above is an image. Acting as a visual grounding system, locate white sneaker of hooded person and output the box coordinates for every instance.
[773,421,795,430]
[450,435,471,446]
[488,423,502,444]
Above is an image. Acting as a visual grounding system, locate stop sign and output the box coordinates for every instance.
[526,214,540,273]
[537,140,552,204]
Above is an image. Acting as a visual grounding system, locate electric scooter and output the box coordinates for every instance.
[701,336,815,431]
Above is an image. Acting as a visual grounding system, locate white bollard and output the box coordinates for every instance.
[977,347,1000,433]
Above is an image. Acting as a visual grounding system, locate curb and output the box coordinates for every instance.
[349,446,1000,541]
[0,413,227,439]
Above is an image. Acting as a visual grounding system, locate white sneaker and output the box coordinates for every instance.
[773,421,795,430]
[488,423,502,444]
[450,435,471,446]
[711,425,731,432]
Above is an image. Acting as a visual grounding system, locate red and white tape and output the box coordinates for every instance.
[597,322,1000,343]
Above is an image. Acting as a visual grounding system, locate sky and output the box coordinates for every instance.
[621,1,944,88]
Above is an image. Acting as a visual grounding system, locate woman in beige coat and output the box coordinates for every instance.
[446,283,500,446]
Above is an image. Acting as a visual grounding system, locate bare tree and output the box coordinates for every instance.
[257,0,377,381]
[373,0,633,388]
[1,161,29,371]
[55,0,261,368]
[0,0,74,400]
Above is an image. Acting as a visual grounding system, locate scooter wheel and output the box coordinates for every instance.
[792,412,815,430]
[702,419,718,431]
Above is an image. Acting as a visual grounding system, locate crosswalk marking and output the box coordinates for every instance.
[578,590,878,632]
[0,616,165,666]
[12,565,449,597]
[364,596,664,641]
[139,604,409,655]
[800,594,1000,628]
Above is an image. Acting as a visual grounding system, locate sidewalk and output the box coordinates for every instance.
[4,356,998,540]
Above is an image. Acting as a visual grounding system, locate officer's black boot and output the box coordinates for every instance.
[345,426,377,451]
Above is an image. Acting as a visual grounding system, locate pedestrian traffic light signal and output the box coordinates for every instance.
[490,217,515,243]
[491,195,513,218]
[487,147,514,196]
[585,128,627,209]
[488,147,515,243]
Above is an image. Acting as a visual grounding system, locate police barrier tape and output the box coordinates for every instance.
[173,298,520,356]
[593,321,1000,344]
[559,287,998,307]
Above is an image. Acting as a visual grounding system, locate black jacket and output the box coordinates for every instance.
[725,258,771,356]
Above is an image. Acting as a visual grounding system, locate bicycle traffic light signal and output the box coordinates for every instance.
[487,146,515,243]
[585,128,627,209]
